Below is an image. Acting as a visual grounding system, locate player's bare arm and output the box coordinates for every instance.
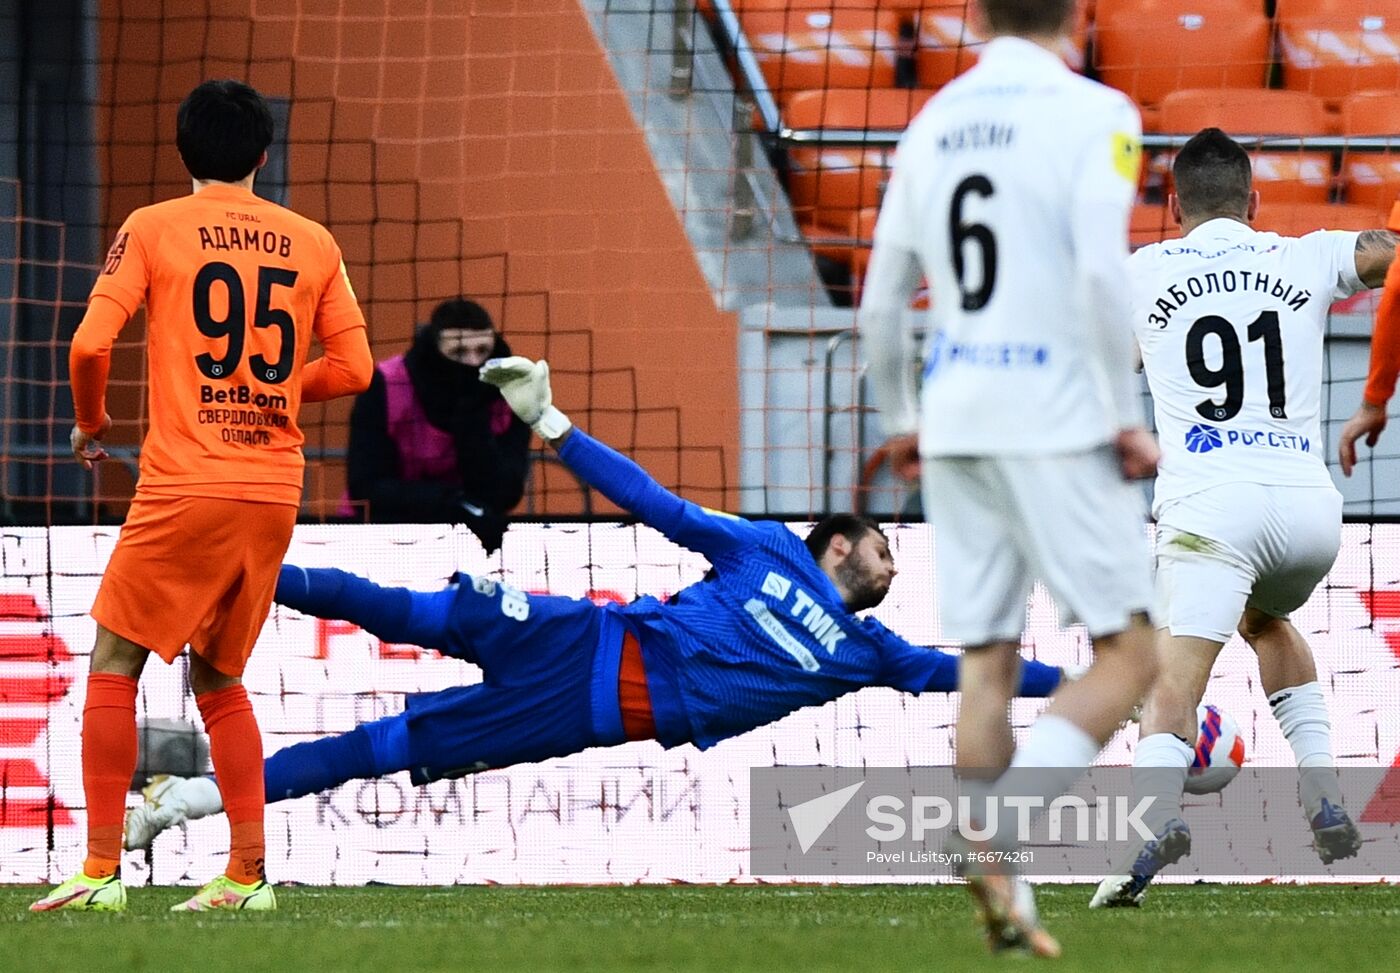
[1354,229,1400,289]
[1339,403,1387,477]
[1338,230,1400,475]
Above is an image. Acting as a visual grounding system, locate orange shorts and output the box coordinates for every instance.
[91,494,297,676]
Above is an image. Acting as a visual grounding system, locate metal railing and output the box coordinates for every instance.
[774,130,1400,151]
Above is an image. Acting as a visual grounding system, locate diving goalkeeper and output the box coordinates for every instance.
[126,357,1073,845]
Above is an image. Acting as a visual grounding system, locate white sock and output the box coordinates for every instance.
[982,715,1100,845]
[1269,682,1333,767]
[1009,714,1101,772]
[1132,733,1193,834]
[1269,682,1343,816]
[176,776,225,820]
[958,774,995,832]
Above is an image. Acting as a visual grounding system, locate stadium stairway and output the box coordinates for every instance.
[583,0,830,310]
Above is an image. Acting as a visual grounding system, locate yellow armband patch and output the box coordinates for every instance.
[701,506,739,520]
[1112,132,1142,184]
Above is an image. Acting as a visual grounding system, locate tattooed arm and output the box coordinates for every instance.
[1355,229,1400,289]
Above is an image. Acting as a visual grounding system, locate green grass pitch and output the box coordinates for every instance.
[4,884,1399,971]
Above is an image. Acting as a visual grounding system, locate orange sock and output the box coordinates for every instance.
[197,684,266,885]
[81,672,139,879]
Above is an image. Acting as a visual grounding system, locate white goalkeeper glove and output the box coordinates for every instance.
[479,356,573,441]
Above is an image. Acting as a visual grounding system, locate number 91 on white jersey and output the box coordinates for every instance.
[1130,220,1366,512]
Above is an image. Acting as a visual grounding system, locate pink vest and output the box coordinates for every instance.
[340,355,515,517]
[380,354,458,482]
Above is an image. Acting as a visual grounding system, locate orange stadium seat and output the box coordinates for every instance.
[1341,91,1400,209]
[739,7,904,102]
[702,0,934,16]
[801,215,863,271]
[703,0,880,11]
[1277,0,1400,105]
[1131,201,1178,248]
[784,89,935,230]
[783,86,936,129]
[1251,201,1389,236]
[789,147,895,234]
[1158,89,1335,204]
[1095,8,1272,121]
[1094,0,1263,19]
[913,3,984,85]
[914,2,1087,87]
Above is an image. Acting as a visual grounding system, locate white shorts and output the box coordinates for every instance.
[1154,483,1342,643]
[921,449,1155,646]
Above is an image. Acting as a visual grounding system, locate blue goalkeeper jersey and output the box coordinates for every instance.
[560,430,995,750]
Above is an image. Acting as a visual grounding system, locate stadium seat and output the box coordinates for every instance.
[738,7,904,103]
[704,0,881,11]
[784,89,935,231]
[1131,200,1178,248]
[1094,8,1271,119]
[783,86,936,129]
[801,216,863,271]
[1157,88,1333,136]
[913,3,984,86]
[1158,89,1335,204]
[914,1,1087,87]
[1094,0,1263,18]
[789,147,895,232]
[1277,0,1400,106]
[1341,91,1400,209]
[1250,201,1389,236]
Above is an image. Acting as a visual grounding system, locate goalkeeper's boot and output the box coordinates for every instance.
[124,775,189,850]
[29,872,127,913]
[948,834,1061,958]
[1089,817,1191,909]
[1310,799,1362,865]
[171,874,276,912]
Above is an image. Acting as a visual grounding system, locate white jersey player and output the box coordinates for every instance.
[859,0,1159,956]
[1090,128,1397,909]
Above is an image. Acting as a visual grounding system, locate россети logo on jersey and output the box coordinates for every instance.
[1185,423,1311,455]
[922,331,1050,380]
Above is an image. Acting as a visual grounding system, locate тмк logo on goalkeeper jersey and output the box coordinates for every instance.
[1185,424,1223,454]
[761,572,792,600]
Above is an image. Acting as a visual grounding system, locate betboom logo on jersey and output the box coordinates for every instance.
[1185,424,1310,455]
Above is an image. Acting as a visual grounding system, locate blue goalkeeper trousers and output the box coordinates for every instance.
[262,566,627,802]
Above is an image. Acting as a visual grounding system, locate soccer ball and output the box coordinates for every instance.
[1184,703,1245,795]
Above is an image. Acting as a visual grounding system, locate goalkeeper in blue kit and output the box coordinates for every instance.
[126,357,1072,847]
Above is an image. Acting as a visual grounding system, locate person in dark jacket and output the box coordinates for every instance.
[345,298,530,552]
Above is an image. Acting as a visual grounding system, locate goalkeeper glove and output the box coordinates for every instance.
[478,356,573,441]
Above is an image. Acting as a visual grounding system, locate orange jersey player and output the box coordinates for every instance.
[1339,203,1400,476]
[30,80,373,916]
